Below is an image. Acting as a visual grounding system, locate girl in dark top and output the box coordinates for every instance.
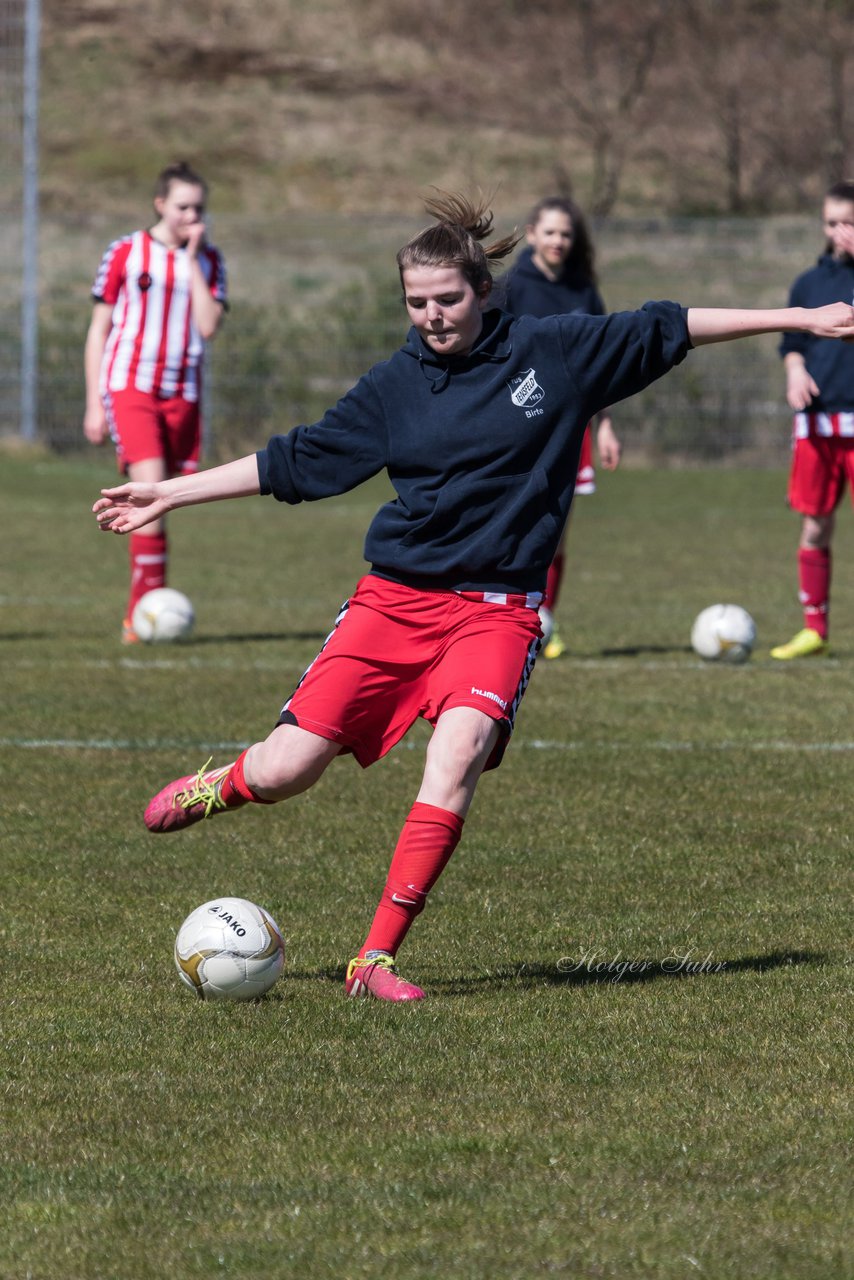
[771,179,854,660]
[93,191,854,1002]
[503,197,619,657]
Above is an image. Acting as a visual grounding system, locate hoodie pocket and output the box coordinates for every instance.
[399,467,562,575]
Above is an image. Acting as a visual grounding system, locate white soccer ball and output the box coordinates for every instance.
[174,897,285,1001]
[691,603,757,664]
[132,587,195,643]
[538,605,555,646]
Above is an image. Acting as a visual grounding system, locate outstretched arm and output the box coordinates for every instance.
[93,454,261,534]
[83,303,113,444]
[687,303,854,346]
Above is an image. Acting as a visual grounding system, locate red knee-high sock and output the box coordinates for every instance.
[359,801,465,959]
[543,552,566,613]
[127,532,167,622]
[799,547,830,639]
[218,749,275,809]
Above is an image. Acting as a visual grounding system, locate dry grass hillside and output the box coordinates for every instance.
[44,0,853,222]
[45,0,569,219]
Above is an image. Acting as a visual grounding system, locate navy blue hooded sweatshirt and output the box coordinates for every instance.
[780,253,854,411]
[499,245,606,320]
[257,302,690,595]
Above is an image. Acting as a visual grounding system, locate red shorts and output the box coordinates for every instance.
[575,425,595,495]
[278,575,541,770]
[788,428,854,517]
[104,387,201,475]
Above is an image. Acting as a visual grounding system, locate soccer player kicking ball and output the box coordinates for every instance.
[84,161,227,644]
[93,192,854,1002]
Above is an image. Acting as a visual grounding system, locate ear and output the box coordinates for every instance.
[525,224,537,246]
[477,282,492,310]
[153,195,166,219]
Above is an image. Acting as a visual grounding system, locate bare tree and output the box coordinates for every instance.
[676,0,778,213]
[538,0,672,216]
[809,0,854,185]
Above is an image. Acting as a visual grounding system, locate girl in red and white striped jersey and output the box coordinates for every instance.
[83,161,227,642]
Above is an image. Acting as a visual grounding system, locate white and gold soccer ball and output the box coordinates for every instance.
[174,897,285,1000]
[132,587,195,643]
[691,603,756,664]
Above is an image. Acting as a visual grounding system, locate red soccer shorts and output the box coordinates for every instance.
[574,425,595,495]
[104,387,201,475]
[788,429,854,517]
[278,575,541,770]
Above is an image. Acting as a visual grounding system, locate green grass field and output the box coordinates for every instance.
[2,451,852,1280]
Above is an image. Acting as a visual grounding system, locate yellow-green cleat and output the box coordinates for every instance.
[770,627,828,660]
[537,605,568,660]
[543,626,567,660]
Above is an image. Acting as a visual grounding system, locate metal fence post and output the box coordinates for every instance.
[20,0,40,442]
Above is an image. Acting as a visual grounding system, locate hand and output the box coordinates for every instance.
[805,302,854,340]
[93,483,168,534]
[83,404,110,445]
[596,417,622,470]
[184,221,207,258]
[830,221,854,260]
[786,364,820,412]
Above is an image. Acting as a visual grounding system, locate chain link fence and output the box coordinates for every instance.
[4,209,819,466]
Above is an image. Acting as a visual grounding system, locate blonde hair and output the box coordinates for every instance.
[397,191,521,294]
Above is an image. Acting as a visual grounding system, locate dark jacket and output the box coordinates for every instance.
[780,253,854,412]
[258,303,690,594]
[499,246,606,320]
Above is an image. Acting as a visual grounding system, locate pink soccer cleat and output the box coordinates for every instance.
[144,758,242,833]
[345,952,426,1002]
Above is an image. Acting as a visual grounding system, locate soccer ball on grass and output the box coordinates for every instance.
[132,587,195,643]
[174,897,285,1000]
[691,603,756,664]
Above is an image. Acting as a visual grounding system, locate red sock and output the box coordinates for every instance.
[799,547,830,639]
[544,551,565,612]
[127,532,167,622]
[359,801,465,958]
[219,749,275,808]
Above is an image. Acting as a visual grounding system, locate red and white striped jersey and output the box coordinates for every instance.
[794,410,854,439]
[92,230,227,402]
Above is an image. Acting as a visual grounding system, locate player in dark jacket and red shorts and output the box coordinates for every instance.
[502,197,621,658]
[93,192,854,1001]
[772,180,854,659]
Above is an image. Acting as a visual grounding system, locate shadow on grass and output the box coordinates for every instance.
[0,630,329,644]
[171,631,328,646]
[285,949,826,996]
[428,948,826,995]
[599,644,694,658]
[0,632,55,641]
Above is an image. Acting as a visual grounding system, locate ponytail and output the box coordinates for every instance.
[397,190,521,294]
